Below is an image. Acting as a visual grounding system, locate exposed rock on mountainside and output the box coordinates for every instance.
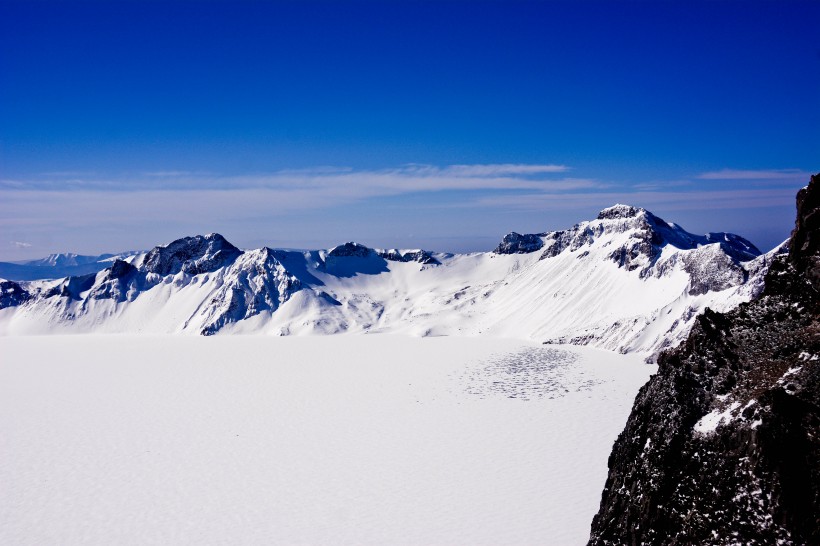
[588,175,820,545]
[326,242,439,264]
[326,242,372,259]
[140,233,242,276]
[494,232,546,254]
[377,248,439,265]
[0,280,29,308]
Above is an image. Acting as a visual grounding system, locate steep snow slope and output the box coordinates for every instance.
[0,205,780,358]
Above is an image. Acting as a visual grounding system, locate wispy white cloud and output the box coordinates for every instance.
[0,163,589,195]
[630,180,692,191]
[143,170,195,177]
[39,171,98,177]
[466,188,797,212]
[0,163,592,256]
[697,168,807,180]
[11,241,32,248]
[442,163,569,176]
[273,166,354,175]
[2,163,805,259]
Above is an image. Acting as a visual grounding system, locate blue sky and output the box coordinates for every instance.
[1,0,818,260]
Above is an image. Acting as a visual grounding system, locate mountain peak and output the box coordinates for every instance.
[597,204,646,220]
[788,173,820,288]
[140,233,242,276]
[327,242,373,258]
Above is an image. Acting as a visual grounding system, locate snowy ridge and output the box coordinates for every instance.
[0,206,783,359]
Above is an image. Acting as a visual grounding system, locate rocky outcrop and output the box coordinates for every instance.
[327,242,373,259]
[680,245,749,296]
[325,242,439,265]
[494,232,546,254]
[378,248,439,265]
[588,175,820,545]
[140,233,242,276]
[0,280,30,308]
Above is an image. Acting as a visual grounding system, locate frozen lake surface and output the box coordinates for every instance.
[0,335,653,545]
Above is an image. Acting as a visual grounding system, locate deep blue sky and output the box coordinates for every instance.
[1,0,818,259]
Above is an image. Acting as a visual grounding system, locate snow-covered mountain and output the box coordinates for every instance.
[0,205,785,359]
[0,251,141,281]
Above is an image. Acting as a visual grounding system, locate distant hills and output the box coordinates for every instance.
[0,251,141,281]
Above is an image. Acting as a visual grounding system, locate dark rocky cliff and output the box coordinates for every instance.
[588,175,820,545]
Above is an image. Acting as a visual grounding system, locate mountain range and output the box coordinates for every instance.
[0,204,783,360]
[0,251,141,281]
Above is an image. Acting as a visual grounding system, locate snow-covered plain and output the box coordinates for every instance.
[0,335,653,545]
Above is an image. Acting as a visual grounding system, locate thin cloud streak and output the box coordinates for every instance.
[0,163,591,195]
[144,170,195,177]
[697,168,807,180]
[0,163,807,260]
[443,163,569,176]
[467,188,798,212]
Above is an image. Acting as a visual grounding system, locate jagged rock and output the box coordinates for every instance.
[0,280,30,309]
[790,180,820,289]
[680,245,748,296]
[140,233,242,276]
[541,230,575,258]
[378,248,439,264]
[588,174,820,545]
[597,204,643,220]
[327,242,373,258]
[494,232,546,254]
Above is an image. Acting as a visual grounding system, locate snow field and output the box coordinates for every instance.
[0,335,654,545]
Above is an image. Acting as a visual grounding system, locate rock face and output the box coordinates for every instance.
[377,248,439,265]
[588,175,820,545]
[326,242,373,259]
[0,280,30,308]
[326,242,439,264]
[494,232,546,254]
[140,233,242,276]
